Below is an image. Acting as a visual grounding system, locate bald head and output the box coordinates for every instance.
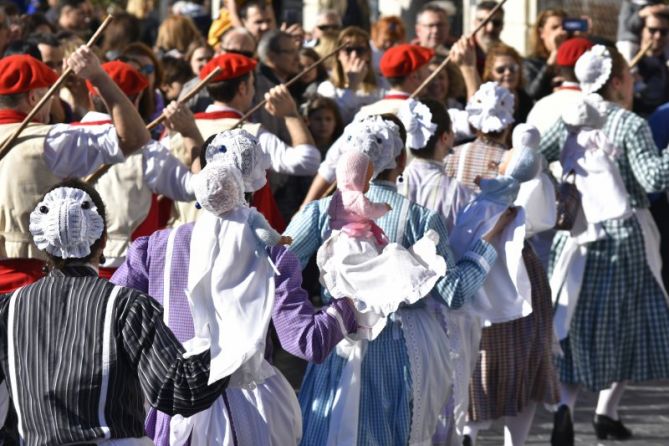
[219,27,256,56]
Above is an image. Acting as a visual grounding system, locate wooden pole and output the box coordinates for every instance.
[146,66,222,130]
[629,40,653,68]
[0,15,114,162]
[231,42,347,129]
[85,67,222,184]
[410,0,508,99]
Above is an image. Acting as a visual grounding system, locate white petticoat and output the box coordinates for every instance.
[316,229,446,339]
[170,363,302,446]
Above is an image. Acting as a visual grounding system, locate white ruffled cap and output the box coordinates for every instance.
[29,187,104,259]
[343,115,404,177]
[561,93,608,131]
[192,160,246,218]
[575,45,612,95]
[204,128,271,193]
[466,82,515,133]
[397,98,437,150]
[508,124,541,182]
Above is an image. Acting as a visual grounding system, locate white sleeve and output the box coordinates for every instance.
[44,123,125,178]
[142,140,195,201]
[317,132,346,183]
[257,129,321,175]
[317,81,380,124]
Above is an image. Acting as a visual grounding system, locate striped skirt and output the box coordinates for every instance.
[551,216,669,392]
[468,244,559,421]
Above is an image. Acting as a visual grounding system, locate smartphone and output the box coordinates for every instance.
[283,8,302,26]
[563,18,589,33]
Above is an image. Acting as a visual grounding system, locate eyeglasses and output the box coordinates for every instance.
[476,17,504,29]
[342,46,368,55]
[647,26,669,37]
[494,63,518,75]
[317,24,340,32]
[222,48,255,58]
[139,64,155,75]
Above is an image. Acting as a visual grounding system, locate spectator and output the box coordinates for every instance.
[56,0,87,33]
[309,9,342,45]
[317,26,380,123]
[303,95,344,155]
[370,16,406,88]
[3,39,40,59]
[121,42,165,134]
[100,12,140,61]
[473,0,505,74]
[239,0,275,44]
[292,47,328,104]
[126,0,160,46]
[185,41,213,77]
[415,2,450,55]
[155,14,202,57]
[19,13,57,38]
[523,8,567,101]
[160,55,193,101]
[616,0,669,62]
[484,43,532,125]
[633,12,669,117]
[424,56,465,109]
[527,37,592,135]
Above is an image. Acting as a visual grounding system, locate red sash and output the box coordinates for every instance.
[0,109,32,124]
[70,119,113,126]
[98,267,116,280]
[0,259,45,293]
[382,94,410,100]
[194,110,243,120]
[251,180,286,232]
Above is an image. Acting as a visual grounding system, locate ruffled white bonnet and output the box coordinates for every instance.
[466,82,515,133]
[343,115,404,178]
[397,98,437,150]
[192,160,246,218]
[575,45,613,95]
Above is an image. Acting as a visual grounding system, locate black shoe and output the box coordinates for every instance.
[551,404,574,446]
[462,434,472,446]
[593,414,632,440]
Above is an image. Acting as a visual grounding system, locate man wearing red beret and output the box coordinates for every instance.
[168,52,320,230]
[527,37,592,134]
[355,43,434,118]
[78,60,203,279]
[0,47,151,293]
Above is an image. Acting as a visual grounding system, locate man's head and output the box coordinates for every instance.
[219,27,256,57]
[642,13,669,57]
[415,3,449,50]
[380,44,434,92]
[257,29,300,80]
[0,54,59,123]
[312,10,342,41]
[201,53,257,111]
[57,0,87,32]
[28,33,64,74]
[239,0,276,43]
[555,37,592,83]
[87,60,148,112]
[474,1,504,52]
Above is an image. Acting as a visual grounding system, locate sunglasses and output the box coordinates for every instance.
[342,46,368,55]
[494,63,518,75]
[139,64,155,75]
[477,17,504,29]
[222,48,255,58]
[647,26,669,37]
[317,24,340,32]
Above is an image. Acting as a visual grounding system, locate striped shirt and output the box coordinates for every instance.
[0,265,227,446]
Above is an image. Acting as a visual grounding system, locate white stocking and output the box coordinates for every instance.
[559,382,580,413]
[463,420,493,445]
[595,381,626,419]
[503,401,537,446]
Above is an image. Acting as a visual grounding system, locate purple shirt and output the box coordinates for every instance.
[112,222,357,444]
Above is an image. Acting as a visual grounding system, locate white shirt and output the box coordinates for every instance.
[317,80,382,124]
[203,104,321,176]
[526,83,584,135]
[80,112,194,201]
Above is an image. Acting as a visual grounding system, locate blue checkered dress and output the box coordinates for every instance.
[285,181,496,445]
[540,103,669,392]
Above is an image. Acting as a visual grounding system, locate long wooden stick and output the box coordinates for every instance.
[410,0,508,98]
[231,42,347,129]
[629,40,653,68]
[0,15,114,162]
[145,66,222,130]
[85,66,222,184]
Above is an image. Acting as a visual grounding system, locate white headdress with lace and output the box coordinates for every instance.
[575,45,613,95]
[192,160,246,218]
[398,98,438,150]
[344,115,404,177]
[466,81,515,133]
[29,187,104,259]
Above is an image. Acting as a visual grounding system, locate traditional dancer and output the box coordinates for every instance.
[0,180,228,445]
[539,44,669,444]
[0,47,150,293]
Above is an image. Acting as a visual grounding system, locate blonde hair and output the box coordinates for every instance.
[483,43,524,89]
[126,0,155,20]
[530,9,567,58]
[155,15,203,55]
[331,26,377,92]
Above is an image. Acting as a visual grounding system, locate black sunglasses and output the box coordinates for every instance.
[342,46,368,55]
[647,26,669,37]
[317,24,341,32]
[222,48,255,58]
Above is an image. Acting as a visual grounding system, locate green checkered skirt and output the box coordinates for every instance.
[551,216,669,392]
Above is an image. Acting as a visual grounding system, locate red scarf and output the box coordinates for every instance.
[382,94,410,100]
[194,110,243,120]
[0,109,32,124]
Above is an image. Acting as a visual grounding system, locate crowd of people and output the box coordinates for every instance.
[0,0,669,445]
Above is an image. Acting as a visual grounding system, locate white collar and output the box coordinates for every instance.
[205,104,244,114]
[81,111,111,122]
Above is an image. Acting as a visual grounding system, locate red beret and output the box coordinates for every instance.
[200,53,257,82]
[86,61,149,97]
[0,55,58,95]
[380,44,435,78]
[556,37,593,67]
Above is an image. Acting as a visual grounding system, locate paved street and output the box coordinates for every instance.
[479,381,669,445]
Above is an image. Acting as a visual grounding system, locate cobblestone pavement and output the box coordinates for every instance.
[478,381,669,445]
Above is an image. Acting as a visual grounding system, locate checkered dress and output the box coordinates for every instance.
[540,103,669,392]
[468,244,560,421]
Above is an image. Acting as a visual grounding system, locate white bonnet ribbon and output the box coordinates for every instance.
[398,98,437,150]
[29,186,104,259]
